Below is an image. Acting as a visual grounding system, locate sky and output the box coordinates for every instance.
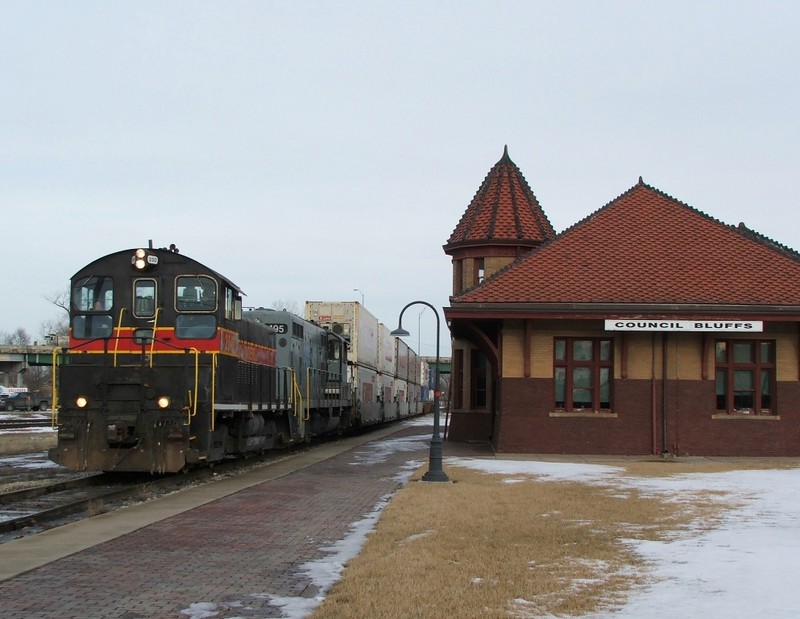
[3,2,800,357]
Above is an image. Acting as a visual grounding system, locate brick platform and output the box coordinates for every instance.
[0,420,481,618]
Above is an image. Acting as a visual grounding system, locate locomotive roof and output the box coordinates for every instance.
[71,247,245,295]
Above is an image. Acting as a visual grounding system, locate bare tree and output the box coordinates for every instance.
[24,365,51,401]
[271,300,302,315]
[0,328,31,345]
[44,288,70,317]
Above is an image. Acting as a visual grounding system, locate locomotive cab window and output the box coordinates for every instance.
[133,279,156,318]
[292,321,304,339]
[73,275,113,312]
[175,314,216,339]
[176,276,217,312]
[327,338,341,361]
[71,275,114,339]
[72,315,113,339]
[175,276,217,338]
[224,287,242,320]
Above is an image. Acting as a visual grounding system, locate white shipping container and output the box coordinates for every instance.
[420,358,431,400]
[305,301,380,371]
[408,349,420,385]
[395,337,411,382]
[392,377,408,417]
[377,323,395,375]
[351,365,382,424]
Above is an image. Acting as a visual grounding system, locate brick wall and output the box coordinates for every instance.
[495,377,653,454]
[492,376,800,456]
[446,410,493,442]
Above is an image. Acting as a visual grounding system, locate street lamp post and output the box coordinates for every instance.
[417,307,426,355]
[391,300,449,482]
[353,288,365,306]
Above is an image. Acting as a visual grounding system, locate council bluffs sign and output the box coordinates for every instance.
[605,320,763,332]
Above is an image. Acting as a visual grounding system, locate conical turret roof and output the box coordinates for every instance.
[444,146,555,253]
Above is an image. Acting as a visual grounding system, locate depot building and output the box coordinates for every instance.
[443,147,800,457]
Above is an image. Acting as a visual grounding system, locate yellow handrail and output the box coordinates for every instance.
[184,347,200,426]
[184,390,193,426]
[211,352,218,431]
[112,307,127,367]
[149,308,161,368]
[305,367,313,421]
[50,346,60,428]
[282,367,304,419]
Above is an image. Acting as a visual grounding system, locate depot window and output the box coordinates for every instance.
[554,338,613,411]
[473,258,485,286]
[715,340,775,414]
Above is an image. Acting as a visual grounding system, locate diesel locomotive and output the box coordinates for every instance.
[48,245,417,474]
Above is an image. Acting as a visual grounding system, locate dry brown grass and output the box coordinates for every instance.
[311,458,794,619]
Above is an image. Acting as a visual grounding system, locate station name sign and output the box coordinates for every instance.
[605,320,763,332]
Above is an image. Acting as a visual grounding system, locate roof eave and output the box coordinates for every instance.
[444,302,800,321]
[443,238,543,254]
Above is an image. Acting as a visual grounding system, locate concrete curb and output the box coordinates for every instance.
[0,431,57,456]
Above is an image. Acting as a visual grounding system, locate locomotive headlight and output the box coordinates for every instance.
[131,248,159,271]
[157,396,170,409]
[76,396,88,408]
[133,249,147,270]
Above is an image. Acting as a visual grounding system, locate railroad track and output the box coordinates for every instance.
[0,473,172,538]
[0,418,53,430]
[0,463,234,542]
[1,474,114,533]
[0,447,304,543]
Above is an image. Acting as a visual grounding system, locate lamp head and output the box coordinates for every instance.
[391,327,410,337]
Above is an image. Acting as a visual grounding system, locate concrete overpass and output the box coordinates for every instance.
[0,344,60,388]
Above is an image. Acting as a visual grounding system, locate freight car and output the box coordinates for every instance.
[48,245,419,474]
[305,301,425,424]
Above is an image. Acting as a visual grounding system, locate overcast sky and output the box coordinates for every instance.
[2,1,799,357]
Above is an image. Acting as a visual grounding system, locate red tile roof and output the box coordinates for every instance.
[453,180,800,306]
[444,146,555,252]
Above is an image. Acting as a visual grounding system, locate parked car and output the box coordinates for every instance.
[2,392,34,411]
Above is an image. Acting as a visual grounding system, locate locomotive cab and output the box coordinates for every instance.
[50,246,277,473]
